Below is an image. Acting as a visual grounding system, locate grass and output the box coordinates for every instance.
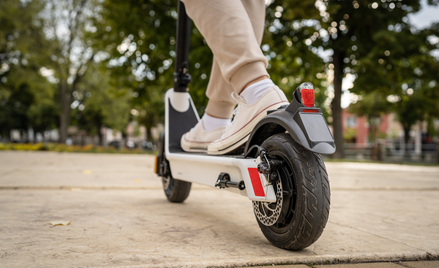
[1,143,437,166]
[0,142,156,155]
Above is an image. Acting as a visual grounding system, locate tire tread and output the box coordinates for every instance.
[165,179,191,203]
[256,133,330,250]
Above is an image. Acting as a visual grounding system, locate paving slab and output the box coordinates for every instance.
[400,261,439,268]
[252,264,309,268]
[0,151,439,268]
[247,261,439,268]
[314,263,402,268]
[325,162,439,191]
[1,152,438,190]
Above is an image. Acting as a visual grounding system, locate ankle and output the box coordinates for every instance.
[240,75,270,94]
[239,79,275,105]
[202,113,231,132]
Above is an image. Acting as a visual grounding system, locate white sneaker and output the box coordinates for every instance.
[207,86,289,155]
[181,121,226,152]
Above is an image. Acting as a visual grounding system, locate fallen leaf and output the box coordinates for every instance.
[50,221,71,226]
[83,170,92,175]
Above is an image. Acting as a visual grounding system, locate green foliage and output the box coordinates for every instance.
[95,0,331,128]
[264,1,329,118]
[282,0,426,157]
[70,63,130,141]
[1,0,438,152]
[0,0,56,139]
[351,20,439,143]
[0,142,152,154]
[79,0,439,151]
[93,0,213,125]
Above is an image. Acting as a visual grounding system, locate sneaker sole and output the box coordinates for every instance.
[207,102,289,155]
[180,136,210,153]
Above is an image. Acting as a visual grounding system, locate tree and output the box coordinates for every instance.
[95,0,437,159]
[70,64,130,145]
[269,0,429,158]
[39,0,102,143]
[264,1,332,118]
[90,0,215,140]
[0,0,56,141]
[350,22,439,158]
[96,0,330,140]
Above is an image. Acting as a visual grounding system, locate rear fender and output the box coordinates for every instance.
[245,103,336,155]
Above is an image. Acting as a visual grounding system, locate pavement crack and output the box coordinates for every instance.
[396,262,412,268]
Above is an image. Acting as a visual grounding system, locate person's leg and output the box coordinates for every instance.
[181,0,289,154]
[204,0,267,120]
[182,0,268,93]
[181,0,266,152]
[205,59,235,119]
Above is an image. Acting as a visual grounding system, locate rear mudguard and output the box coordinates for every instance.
[245,98,336,155]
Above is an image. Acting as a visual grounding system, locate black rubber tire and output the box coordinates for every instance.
[157,130,191,203]
[256,133,330,250]
[162,175,192,203]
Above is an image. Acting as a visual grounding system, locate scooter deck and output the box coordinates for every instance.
[177,151,246,158]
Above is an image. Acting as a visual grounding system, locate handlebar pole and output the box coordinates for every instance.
[173,0,192,93]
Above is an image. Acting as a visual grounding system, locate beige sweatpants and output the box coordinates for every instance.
[181,0,268,119]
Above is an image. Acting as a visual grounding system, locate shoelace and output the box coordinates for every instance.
[229,92,246,127]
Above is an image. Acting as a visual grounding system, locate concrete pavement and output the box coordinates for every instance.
[0,151,438,267]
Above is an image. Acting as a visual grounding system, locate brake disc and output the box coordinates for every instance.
[252,177,283,226]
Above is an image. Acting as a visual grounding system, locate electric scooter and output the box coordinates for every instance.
[155,1,335,251]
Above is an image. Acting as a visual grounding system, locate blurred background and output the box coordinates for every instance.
[0,0,438,163]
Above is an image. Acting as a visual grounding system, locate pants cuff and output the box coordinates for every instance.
[205,100,236,119]
[230,61,269,93]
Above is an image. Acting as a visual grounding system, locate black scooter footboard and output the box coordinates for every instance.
[168,99,198,153]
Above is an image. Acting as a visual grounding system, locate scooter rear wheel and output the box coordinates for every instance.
[254,133,330,250]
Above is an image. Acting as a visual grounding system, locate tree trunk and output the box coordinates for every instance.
[121,129,127,150]
[331,49,345,158]
[403,125,411,160]
[146,127,152,142]
[102,126,108,149]
[436,144,439,164]
[97,125,103,146]
[369,116,379,161]
[59,82,71,144]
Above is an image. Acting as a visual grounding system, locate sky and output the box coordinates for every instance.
[408,0,439,29]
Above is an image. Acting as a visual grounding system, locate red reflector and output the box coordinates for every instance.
[301,88,315,107]
[302,109,319,113]
[248,168,265,197]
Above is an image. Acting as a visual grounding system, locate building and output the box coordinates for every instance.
[342,109,438,161]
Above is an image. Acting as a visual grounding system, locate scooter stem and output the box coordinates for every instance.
[174,1,192,93]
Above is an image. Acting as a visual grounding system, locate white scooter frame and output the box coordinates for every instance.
[164,89,277,202]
